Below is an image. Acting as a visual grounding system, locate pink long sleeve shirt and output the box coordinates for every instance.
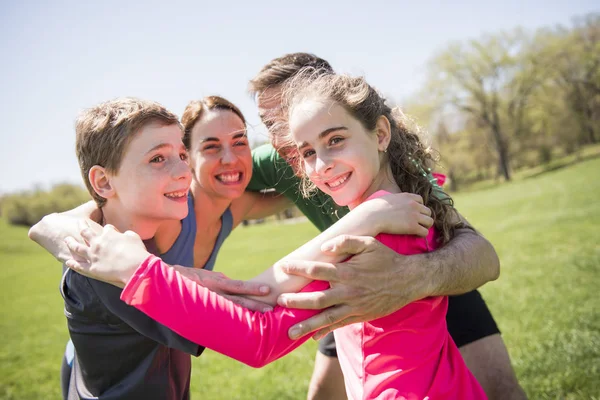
[120,191,486,399]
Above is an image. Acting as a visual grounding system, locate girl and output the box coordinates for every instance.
[65,74,485,399]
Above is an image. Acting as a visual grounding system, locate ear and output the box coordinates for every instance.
[88,165,115,200]
[375,115,392,151]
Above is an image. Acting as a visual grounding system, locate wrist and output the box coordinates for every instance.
[400,252,438,300]
[119,250,152,285]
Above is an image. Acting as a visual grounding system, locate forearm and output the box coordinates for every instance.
[29,201,101,263]
[249,202,384,305]
[417,229,500,297]
[122,255,327,367]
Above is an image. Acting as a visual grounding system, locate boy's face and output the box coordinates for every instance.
[108,123,192,223]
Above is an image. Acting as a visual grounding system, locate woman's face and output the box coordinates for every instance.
[188,109,252,200]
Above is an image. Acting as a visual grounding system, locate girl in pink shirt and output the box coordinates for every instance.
[68,71,487,399]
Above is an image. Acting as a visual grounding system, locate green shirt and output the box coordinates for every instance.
[248,144,444,232]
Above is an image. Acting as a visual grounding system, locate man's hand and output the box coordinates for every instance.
[277,235,432,340]
[170,266,273,313]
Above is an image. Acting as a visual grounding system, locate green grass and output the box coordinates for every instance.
[1,158,599,399]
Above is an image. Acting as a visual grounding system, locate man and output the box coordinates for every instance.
[246,53,526,400]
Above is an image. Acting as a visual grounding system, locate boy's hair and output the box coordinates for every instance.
[282,69,465,245]
[180,96,246,150]
[75,97,181,207]
[248,52,334,97]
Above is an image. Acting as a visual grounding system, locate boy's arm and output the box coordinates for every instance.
[119,255,328,368]
[75,272,203,356]
[28,201,100,263]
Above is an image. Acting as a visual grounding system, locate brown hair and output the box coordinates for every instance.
[75,97,181,207]
[180,96,246,150]
[248,52,334,97]
[282,70,464,245]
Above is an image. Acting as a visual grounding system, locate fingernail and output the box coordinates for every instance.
[259,286,269,294]
[278,261,289,272]
[277,296,287,307]
[290,327,301,339]
[321,243,333,252]
[314,332,324,341]
[263,306,273,313]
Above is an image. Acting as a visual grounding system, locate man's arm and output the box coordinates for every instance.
[277,224,500,340]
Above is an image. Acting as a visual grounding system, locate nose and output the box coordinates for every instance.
[314,153,334,176]
[173,157,192,182]
[221,145,236,165]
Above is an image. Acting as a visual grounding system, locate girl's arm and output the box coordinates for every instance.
[247,192,433,305]
[120,254,328,367]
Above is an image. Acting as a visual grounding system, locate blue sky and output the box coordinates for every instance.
[1,0,597,193]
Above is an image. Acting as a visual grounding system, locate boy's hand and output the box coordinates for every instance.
[357,193,433,237]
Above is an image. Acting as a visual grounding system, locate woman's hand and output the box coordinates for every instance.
[355,193,433,238]
[65,222,151,287]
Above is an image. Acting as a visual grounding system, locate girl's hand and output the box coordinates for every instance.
[64,222,151,287]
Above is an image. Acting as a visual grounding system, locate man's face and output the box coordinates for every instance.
[257,86,285,149]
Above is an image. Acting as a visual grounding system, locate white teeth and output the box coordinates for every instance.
[165,191,187,198]
[217,172,241,183]
[327,174,349,188]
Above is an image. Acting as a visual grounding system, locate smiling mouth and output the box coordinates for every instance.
[164,190,188,199]
[325,172,351,191]
[216,172,243,184]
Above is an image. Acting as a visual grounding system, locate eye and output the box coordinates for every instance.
[329,136,344,146]
[202,144,220,151]
[150,155,165,163]
[234,139,248,147]
[302,149,316,159]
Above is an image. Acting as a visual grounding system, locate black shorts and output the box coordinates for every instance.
[317,289,500,356]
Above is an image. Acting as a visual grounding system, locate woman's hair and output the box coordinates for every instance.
[181,96,246,150]
[282,69,464,245]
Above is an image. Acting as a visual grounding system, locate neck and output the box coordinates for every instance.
[101,202,161,240]
[348,165,401,210]
[190,179,232,228]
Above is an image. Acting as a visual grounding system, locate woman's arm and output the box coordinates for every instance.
[28,201,101,263]
[229,191,293,228]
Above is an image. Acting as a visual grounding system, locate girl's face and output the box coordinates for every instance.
[289,99,390,209]
[188,109,252,200]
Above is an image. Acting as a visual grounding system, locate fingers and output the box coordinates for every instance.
[215,277,271,296]
[65,236,90,260]
[278,286,346,309]
[278,260,339,281]
[418,203,432,217]
[313,315,364,340]
[321,235,376,256]
[408,193,424,205]
[65,258,91,276]
[287,305,354,339]
[418,214,434,229]
[222,294,273,313]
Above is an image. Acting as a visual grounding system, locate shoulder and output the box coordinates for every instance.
[375,229,436,256]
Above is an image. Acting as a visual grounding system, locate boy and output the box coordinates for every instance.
[61,97,200,399]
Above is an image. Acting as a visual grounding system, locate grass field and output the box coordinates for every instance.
[1,157,599,399]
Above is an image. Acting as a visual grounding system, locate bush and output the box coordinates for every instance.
[1,183,90,227]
